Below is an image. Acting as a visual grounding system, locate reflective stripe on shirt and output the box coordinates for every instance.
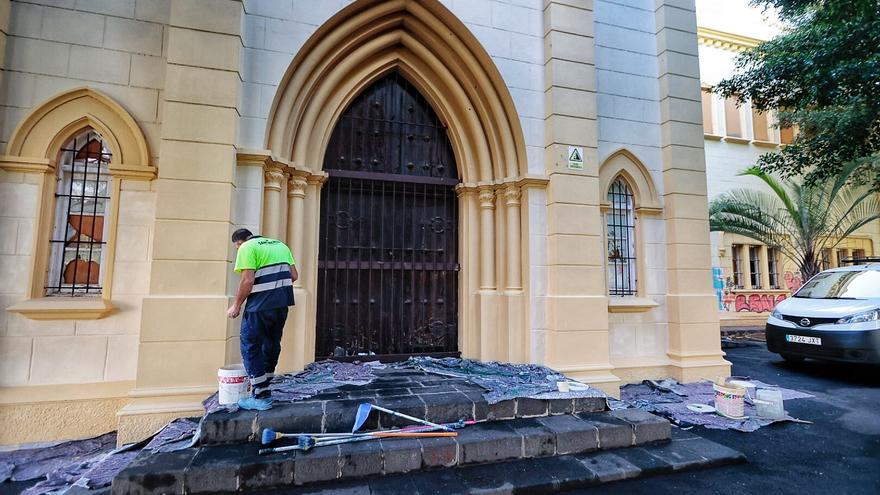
[251,278,293,293]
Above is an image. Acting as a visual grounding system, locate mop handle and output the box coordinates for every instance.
[259,430,454,455]
[370,405,451,431]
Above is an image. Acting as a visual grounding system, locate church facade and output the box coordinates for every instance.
[0,0,729,444]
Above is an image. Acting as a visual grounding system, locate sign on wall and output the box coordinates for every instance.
[567,146,584,170]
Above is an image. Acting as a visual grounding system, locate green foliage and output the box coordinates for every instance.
[709,164,880,280]
[714,0,880,189]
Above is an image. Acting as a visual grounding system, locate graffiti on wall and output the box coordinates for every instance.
[714,266,791,313]
[733,293,787,312]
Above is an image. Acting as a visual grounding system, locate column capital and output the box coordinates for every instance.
[287,176,308,198]
[478,187,496,209]
[503,184,521,206]
[264,166,286,192]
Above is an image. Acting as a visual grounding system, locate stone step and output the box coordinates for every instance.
[259,429,747,494]
[112,410,670,494]
[199,374,606,445]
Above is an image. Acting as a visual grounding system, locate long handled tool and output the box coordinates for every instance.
[258,429,457,455]
[352,402,451,432]
[261,420,467,445]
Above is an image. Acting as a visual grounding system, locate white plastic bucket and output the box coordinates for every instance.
[713,382,746,419]
[755,388,785,419]
[218,365,248,405]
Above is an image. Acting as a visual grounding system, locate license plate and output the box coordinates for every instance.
[786,335,822,345]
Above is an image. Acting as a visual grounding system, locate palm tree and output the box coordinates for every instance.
[709,162,880,282]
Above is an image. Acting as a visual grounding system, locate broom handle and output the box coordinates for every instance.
[260,430,454,455]
[370,405,451,431]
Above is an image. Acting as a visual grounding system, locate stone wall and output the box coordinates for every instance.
[0,0,165,389]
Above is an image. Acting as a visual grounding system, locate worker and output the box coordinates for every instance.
[227,228,298,410]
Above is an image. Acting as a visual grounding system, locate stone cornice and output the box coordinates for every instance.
[0,155,53,173]
[697,27,764,52]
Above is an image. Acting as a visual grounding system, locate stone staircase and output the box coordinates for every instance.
[112,369,744,494]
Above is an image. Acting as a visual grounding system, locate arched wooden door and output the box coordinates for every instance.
[316,71,460,360]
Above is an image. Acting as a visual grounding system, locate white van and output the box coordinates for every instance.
[766,264,880,364]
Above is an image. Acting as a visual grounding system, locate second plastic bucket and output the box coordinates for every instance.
[218,365,248,405]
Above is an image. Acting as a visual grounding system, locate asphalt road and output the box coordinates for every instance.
[577,340,880,495]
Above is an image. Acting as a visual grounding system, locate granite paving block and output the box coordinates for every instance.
[457,422,523,465]
[516,397,549,418]
[609,409,671,444]
[421,392,475,424]
[419,437,459,468]
[677,437,747,467]
[368,475,419,494]
[509,418,556,457]
[577,412,634,450]
[375,395,427,429]
[579,451,642,482]
[409,468,469,495]
[324,398,377,432]
[344,389,378,399]
[526,455,600,491]
[112,449,196,495]
[549,398,574,415]
[374,387,413,397]
[256,401,324,436]
[573,396,607,413]
[611,446,675,476]
[186,444,267,493]
[640,439,712,471]
[537,415,599,455]
[236,448,296,491]
[379,438,422,474]
[456,390,489,421]
[487,399,516,420]
[199,409,257,444]
[415,384,459,394]
[671,427,703,441]
[293,444,341,485]
[338,440,383,479]
[455,456,556,494]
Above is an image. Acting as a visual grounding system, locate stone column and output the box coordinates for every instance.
[655,0,731,382]
[262,165,285,239]
[286,173,308,287]
[124,0,246,443]
[478,187,497,290]
[542,0,618,394]
[505,185,523,291]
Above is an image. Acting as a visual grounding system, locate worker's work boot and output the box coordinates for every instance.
[238,396,273,411]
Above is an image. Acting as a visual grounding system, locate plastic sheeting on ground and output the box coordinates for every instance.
[396,357,606,404]
[614,378,814,432]
[0,418,201,494]
[203,360,380,414]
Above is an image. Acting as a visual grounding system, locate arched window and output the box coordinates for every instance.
[606,177,637,296]
[46,129,112,295]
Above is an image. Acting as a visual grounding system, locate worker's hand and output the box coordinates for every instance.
[227,304,241,319]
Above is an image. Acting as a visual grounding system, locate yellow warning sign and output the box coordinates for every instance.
[567,146,584,170]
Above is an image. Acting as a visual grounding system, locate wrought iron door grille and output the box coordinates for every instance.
[317,71,460,359]
[46,130,111,295]
[606,178,637,296]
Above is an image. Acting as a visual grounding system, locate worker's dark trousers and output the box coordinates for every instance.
[240,307,288,399]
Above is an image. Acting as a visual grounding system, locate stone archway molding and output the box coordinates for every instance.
[264,0,530,184]
[2,87,154,179]
[258,0,547,367]
[598,148,661,214]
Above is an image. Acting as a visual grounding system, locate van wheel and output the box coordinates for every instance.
[780,353,805,363]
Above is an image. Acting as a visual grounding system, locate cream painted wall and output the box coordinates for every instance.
[594,0,668,364]
[0,0,166,388]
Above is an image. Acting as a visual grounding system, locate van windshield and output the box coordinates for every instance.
[794,270,880,299]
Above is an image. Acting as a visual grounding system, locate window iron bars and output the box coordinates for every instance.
[732,244,743,288]
[606,178,636,296]
[46,130,110,295]
[749,245,762,289]
[768,247,780,289]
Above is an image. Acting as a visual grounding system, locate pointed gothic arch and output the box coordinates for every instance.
[598,149,661,213]
[264,0,528,183]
